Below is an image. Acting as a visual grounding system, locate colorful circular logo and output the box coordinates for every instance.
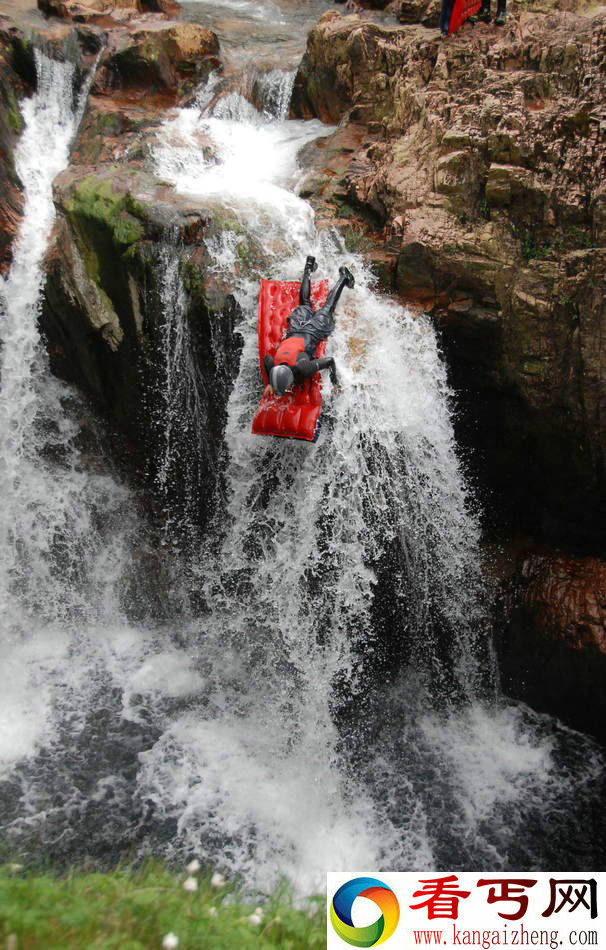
[330,877,400,947]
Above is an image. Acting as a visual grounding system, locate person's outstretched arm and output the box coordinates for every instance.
[296,354,338,385]
[264,354,275,380]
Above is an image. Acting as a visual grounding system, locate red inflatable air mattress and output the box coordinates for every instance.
[251,279,328,442]
[449,0,481,33]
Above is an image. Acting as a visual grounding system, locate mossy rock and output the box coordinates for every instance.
[66,175,146,261]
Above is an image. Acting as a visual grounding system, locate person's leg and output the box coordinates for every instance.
[495,0,506,25]
[478,0,491,21]
[299,255,317,306]
[324,266,355,317]
[440,0,454,34]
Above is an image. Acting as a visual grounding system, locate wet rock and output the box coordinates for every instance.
[40,166,243,525]
[37,0,180,23]
[93,23,221,100]
[498,552,606,741]
[27,0,231,527]
[38,0,139,20]
[36,0,223,103]
[0,20,35,274]
[70,94,164,164]
[521,554,606,654]
[292,8,606,544]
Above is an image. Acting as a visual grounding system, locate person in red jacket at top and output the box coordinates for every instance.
[264,256,355,396]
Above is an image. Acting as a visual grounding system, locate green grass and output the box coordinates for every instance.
[342,224,374,254]
[521,233,553,261]
[0,862,326,950]
[521,225,595,262]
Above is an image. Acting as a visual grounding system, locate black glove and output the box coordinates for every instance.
[329,361,338,387]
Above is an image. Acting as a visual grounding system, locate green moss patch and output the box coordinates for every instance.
[4,88,22,135]
[67,175,146,255]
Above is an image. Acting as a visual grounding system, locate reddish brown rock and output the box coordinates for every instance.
[37,0,180,24]
[93,22,221,100]
[520,554,606,654]
[35,0,222,100]
[497,551,606,740]
[38,0,137,21]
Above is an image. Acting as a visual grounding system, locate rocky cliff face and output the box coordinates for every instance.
[292,8,606,545]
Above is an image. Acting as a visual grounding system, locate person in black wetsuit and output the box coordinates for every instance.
[471,0,506,24]
[264,256,355,397]
[439,0,455,36]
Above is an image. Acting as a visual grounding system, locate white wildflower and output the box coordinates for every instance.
[7,864,23,872]
[248,912,263,926]
[162,934,179,949]
[182,876,198,892]
[186,859,201,874]
[210,871,225,889]
[208,906,218,918]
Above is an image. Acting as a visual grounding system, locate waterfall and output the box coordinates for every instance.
[139,86,605,885]
[0,26,604,893]
[0,50,99,627]
[151,241,215,539]
[0,50,165,799]
[254,68,297,120]
[194,66,296,123]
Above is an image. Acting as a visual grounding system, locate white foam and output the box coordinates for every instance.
[153,98,329,246]
[0,629,70,779]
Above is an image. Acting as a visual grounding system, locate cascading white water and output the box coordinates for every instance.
[0,53,79,612]
[151,241,216,538]
[1,19,604,892]
[140,68,605,885]
[0,43,146,797]
[253,67,297,120]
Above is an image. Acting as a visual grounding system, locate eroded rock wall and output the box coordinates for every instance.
[293,7,606,731]
[292,9,606,544]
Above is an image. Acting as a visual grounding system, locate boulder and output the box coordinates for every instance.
[37,0,180,23]
[38,0,139,20]
[93,23,221,99]
[41,166,243,528]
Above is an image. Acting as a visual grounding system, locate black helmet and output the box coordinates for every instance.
[270,364,295,396]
